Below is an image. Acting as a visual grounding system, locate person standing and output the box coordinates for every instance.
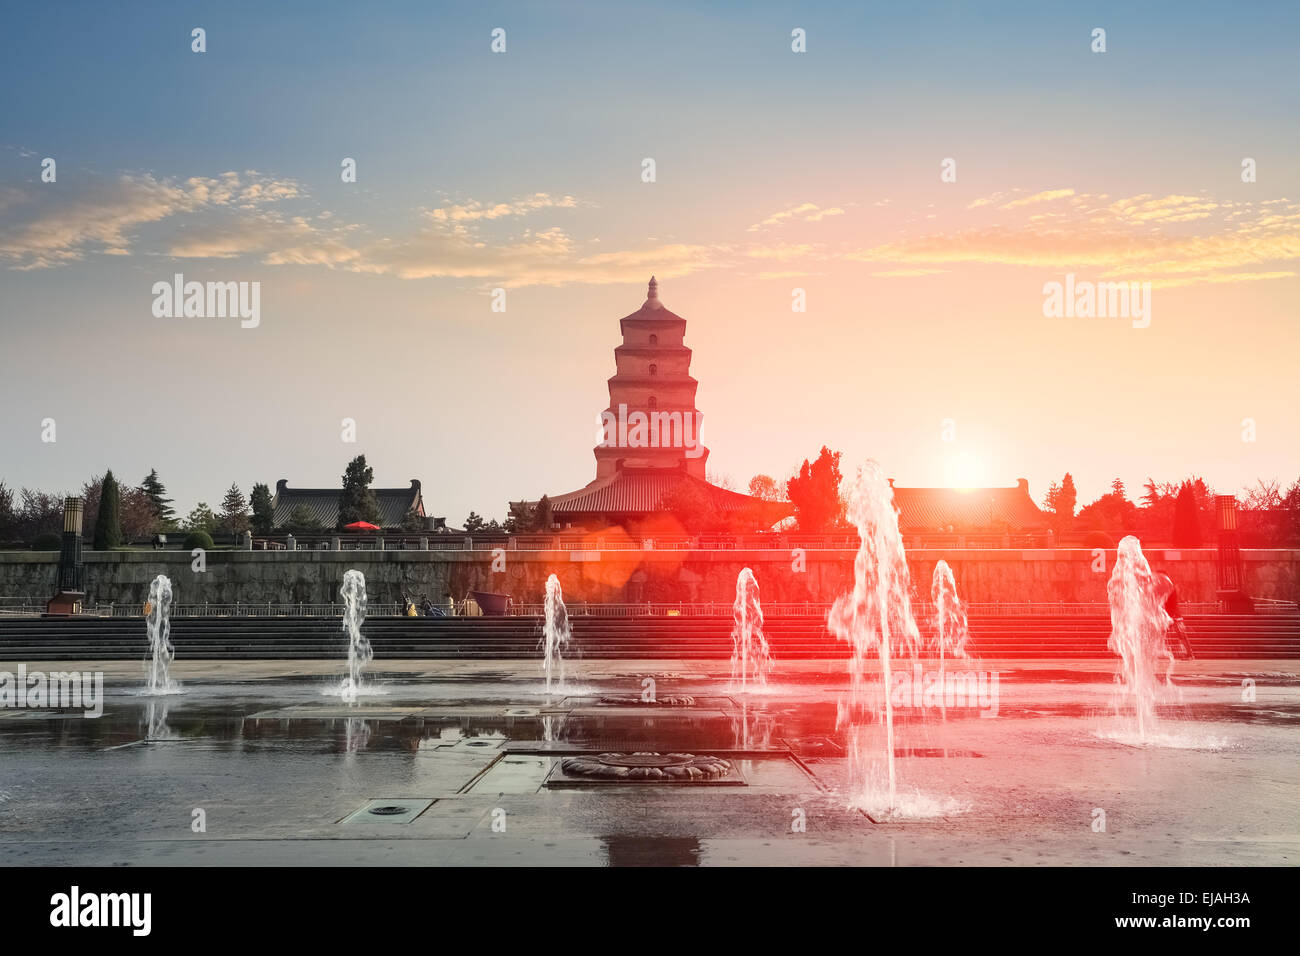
[1157,571,1195,660]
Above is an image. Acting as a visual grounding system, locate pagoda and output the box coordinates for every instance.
[515,278,789,532]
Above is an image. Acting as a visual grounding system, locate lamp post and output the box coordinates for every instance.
[47,496,86,615]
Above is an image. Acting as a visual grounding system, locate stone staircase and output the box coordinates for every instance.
[1,613,1298,661]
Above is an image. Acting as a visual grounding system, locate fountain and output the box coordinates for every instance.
[338,569,373,704]
[1106,536,1176,741]
[542,574,571,694]
[931,560,969,662]
[143,574,179,694]
[827,461,927,817]
[730,567,771,691]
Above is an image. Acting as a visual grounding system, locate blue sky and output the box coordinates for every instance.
[2,0,1298,523]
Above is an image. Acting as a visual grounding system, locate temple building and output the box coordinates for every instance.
[516,278,789,532]
[271,478,433,531]
[891,479,1048,534]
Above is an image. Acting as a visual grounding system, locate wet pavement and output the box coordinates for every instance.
[1,658,1297,866]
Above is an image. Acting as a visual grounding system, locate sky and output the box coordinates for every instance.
[1,0,1298,524]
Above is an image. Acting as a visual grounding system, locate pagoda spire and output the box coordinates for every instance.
[644,275,662,310]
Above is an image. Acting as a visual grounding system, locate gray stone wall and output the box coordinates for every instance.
[2,547,1297,608]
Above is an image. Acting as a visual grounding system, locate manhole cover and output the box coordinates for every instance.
[368,805,409,816]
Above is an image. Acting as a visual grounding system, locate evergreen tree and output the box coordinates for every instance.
[338,455,381,528]
[1171,482,1203,547]
[533,495,554,532]
[786,446,844,532]
[185,502,218,533]
[463,511,486,533]
[219,483,250,534]
[93,470,123,550]
[249,482,275,535]
[140,469,176,528]
[285,505,323,532]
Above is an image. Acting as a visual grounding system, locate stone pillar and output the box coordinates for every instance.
[464,536,473,550]
[420,537,429,551]
[286,534,296,551]
[377,536,385,551]
[331,536,340,551]
[242,530,253,551]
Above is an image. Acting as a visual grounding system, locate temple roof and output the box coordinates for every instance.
[891,480,1047,531]
[271,479,424,530]
[547,469,757,515]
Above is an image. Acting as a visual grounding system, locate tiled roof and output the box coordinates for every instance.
[542,469,783,518]
[891,481,1047,531]
[271,479,424,530]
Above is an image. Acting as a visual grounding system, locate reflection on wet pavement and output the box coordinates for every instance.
[1,660,1297,866]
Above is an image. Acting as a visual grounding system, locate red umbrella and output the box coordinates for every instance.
[344,521,381,531]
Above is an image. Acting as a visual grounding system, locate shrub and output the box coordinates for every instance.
[184,530,215,551]
[1082,530,1114,549]
[31,531,62,551]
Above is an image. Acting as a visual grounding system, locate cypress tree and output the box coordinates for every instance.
[1172,482,1203,547]
[93,470,123,550]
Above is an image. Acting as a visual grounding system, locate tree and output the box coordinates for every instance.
[1075,484,1139,537]
[140,469,176,529]
[400,508,425,532]
[285,505,323,533]
[534,495,554,532]
[120,485,161,540]
[786,447,844,532]
[18,489,65,543]
[660,480,727,533]
[1041,472,1077,533]
[219,483,249,535]
[0,482,15,542]
[338,455,381,529]
[249,483,275,535]
[93,470,123,550]
[463,511,486,533]
[185,502,218,534]
[748,474,786,502]
[1171,482,1203,547]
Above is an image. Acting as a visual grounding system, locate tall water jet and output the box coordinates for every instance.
[1106,536,1175,740]
[338,569,372,704]
[730,567,771,691]
[931,560,970,716]
[828,461,922,815]
[144,574,179,694]
[542,574,571,694]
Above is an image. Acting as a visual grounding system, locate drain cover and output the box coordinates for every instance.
[341,798,434,824]
[547,752,746,787]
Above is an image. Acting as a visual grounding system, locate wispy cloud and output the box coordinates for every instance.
[847,190,1300,287]
[0,171,299,269]
[748,202,845,232]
